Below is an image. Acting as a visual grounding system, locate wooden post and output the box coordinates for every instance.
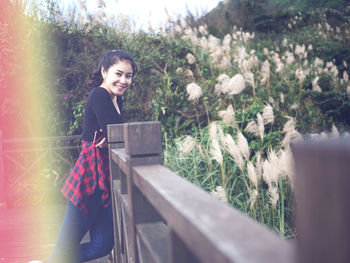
[124,121,163,263]
[108,123,126,263]
[0,130,6,208]
[292,138,350,263]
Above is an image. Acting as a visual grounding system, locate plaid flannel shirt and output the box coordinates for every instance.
[61,140,110,214]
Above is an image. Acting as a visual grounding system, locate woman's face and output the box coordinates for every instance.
[101,60,133,97]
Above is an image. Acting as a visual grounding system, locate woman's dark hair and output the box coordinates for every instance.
[87,49,136,89]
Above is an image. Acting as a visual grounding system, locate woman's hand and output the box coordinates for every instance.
[95,137,107,148]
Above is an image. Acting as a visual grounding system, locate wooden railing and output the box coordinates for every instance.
[107,122,294,263]
[1,121,348,262]
[0,131,82,207]
[292,138,350,263]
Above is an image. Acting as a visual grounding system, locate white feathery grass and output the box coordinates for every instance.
[222,74,246,95]
[211,138,223,165]
[222,34,232,51]
[214,84,222,96]
[186,83,202,100]
[184,69,194,78]
[263,48,269,55]
[330,65,339,78]
[217,123,225,141]
[256,152,262,181]
[208,35,220,51]
[294,44,305,58]
[257,113,265,141]
[282,130,303,149]
[186,53,196,64]
[280,93,285,104]
[177,135,197,156]
[209,122,223,165]
[97,0,106,8]
[295,68,306,84]
[176,67,183,73]
[278,149,295,185]
[268,96,275,106]
[282,38,288,47]
[262,104,274,125]
[314,57,324,68]
[198,25,208,36]
[285,51,295,65]
[268,186,279,208]
[248,51,259,68]
[289,103,298,110]
[312,76,321,92]
[330,125,340,138]
[267,149,280,185]
[218,105,239,129]
[237,132,250,160]
[199,36,209,50]
[78,0,87,11]
[261,60,270,85]
[247,161,258,188]
[283,117,295,134]
[218,57,232,71]
[275,60,285,73]
[244,71,255,89]
[237,47,248,65]
[326,61,334,68]
[310,133,322,140]
[217,74,230,83]
[245,120,258,135]
[222,133,245,173]
[210,186,227,202]
[249,189,258,209]
[241,59,251,73]
[96,9,106,20]
[262,159,273,187]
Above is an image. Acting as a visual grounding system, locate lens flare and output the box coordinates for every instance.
[0,1,59,261]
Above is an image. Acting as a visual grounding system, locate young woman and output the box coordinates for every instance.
[48,50,136,262]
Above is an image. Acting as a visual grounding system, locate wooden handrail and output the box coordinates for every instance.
[0,132,82,207]
[292,139,350,263]
[107,122,294,263]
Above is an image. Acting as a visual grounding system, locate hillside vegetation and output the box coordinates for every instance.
[1,0,350,236]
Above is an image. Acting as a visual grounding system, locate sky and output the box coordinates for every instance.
[59,0,223,30]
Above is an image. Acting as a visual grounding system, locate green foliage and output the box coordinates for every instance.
[3,0,350,236]
[300,90,350,132]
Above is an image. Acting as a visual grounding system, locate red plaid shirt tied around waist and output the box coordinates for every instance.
[61,140,110,214]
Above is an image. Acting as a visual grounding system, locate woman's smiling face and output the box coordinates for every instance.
[100,59,133,97]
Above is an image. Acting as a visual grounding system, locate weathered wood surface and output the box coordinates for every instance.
[108,122,294,263]
[292,138,350,263]
[0,204,109,263]
[133,164,295,263]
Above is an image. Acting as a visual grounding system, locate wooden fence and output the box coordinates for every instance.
[292,138,350,263]
[0,131,81,207]
[107,121,295,263]
[1,121,349,262]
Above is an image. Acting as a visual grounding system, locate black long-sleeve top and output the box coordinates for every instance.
[82,87,124,141]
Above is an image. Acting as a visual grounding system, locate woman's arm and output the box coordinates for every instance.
[91,88,123,142]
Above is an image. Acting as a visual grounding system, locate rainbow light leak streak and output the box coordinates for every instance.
[1,1,61,261]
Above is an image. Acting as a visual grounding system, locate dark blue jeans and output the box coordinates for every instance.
[48,190,114,262]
